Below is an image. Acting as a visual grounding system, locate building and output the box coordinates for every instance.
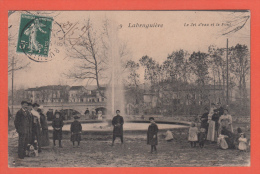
[69,86,106,103]
[144,83,225,108]
[69,86,88,102]
[25,85,70,103]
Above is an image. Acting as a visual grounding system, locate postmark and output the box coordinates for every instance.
[16,14,54,61]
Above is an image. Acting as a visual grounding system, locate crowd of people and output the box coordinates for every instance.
[13,101,248,160]
[188,103,249,151]
[14,101,49,159]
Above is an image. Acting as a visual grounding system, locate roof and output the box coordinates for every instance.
[69,86,85,91]
[81,93,96,98]
[26,85,69,91]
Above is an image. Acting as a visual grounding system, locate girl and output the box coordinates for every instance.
[188,122,199,147]
[238,133,247,151]
[70,116,82,148]
[147,117,159,153]
[52,112,64,148]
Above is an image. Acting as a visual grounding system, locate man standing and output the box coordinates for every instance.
[112,110,124,146]
[14,101,31,159]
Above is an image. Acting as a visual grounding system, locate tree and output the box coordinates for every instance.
[125,60,140,87]
[65,19,107,98]
[66,19,128,99]
[139,55,162,87]
[229,44,250,104]
[164,49,190,82]
[189,52,209,85]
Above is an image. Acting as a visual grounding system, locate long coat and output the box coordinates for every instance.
[112,115,124,137]
[40,113,49,146]
[70,120,82,142]
[14,108,33,158]
[147,123,158,145]
[52,118,64,140]
[14,108,32,135]
[200,112,209,131]
[31,110,42,147]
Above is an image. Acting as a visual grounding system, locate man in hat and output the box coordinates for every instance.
[112,110,124,146]
[14,101,31,159]
[70,115,82,148]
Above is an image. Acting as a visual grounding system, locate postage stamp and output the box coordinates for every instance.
[16,14,53,58]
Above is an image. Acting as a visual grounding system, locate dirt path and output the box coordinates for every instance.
[8,135,250,167]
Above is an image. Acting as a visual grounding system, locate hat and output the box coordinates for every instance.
[149,117,154,121]
[74,115,80,119]
[32,103,40,107]
[21,101,28,105]
[54,111,61,116]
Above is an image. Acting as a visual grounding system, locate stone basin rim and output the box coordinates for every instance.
[48,120,191,133]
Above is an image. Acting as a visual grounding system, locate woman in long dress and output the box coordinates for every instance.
[31,103,42,152]
[38,108,50,147]
[218,109,233,133]
[207,104,216,141]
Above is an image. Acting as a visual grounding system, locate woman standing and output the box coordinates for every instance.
[38,107,50,147]
[219,109,233,133]
[31,103,42,152]
[207,104,216,142]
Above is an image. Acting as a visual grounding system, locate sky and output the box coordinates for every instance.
[8,11,250,90]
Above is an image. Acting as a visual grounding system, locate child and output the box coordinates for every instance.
[238,133,247,151]
[52,112,64,148]
[188,122,199,147]
[217,130,228,150]
[165,130,173,141]
[147,117,159,153]
[70,116,82,148]
[198,128,206,148]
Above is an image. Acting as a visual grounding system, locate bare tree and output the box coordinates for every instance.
[65,19,128,98]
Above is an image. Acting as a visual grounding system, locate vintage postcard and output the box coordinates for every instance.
[6,10,251,168]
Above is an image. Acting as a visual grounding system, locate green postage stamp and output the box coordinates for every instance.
[16,14,53,57]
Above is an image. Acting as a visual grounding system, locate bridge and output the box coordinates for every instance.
[11,102,107,115]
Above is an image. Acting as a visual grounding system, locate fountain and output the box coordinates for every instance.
[105,20,126,118]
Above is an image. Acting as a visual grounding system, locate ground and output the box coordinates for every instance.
[8,122,250,167]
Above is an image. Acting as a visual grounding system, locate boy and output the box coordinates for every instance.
[52,112,64,148]
[70,116,82,148]
[112,110,124,146]
[147,117,159,153]
[198,128,207,148]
